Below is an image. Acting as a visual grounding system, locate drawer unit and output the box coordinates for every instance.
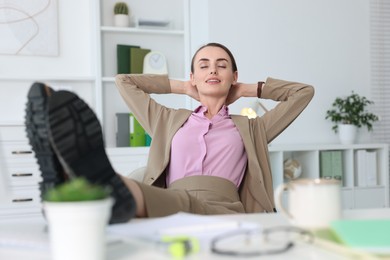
[0,140,42,218]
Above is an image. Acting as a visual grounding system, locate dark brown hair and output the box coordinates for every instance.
[191,42,238,73]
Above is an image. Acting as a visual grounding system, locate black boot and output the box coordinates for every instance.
[47,90,137,224]
[24,82,68,202]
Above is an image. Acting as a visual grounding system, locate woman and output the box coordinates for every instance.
[115,42,314,218]
[26,43,314,223]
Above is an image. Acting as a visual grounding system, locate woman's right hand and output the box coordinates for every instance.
[184,81,200,101]
[170,79,200,101]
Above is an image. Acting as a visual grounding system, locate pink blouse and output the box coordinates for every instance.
[167,105,248,187]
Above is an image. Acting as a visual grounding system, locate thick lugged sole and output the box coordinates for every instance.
[24,82,66,199]
[47,90,136,223]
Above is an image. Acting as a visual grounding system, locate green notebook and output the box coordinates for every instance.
[130,48,151,73]
[330,219,390,254]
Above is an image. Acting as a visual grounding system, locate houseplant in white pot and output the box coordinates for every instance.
[114,2,130,27]
[325,91,379,144]
[43,177,113,260]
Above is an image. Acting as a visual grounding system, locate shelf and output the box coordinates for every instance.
[0,76,95,82]
[0,121,24,126]
[102,77,115,82]
[269,143,387,152]
[102,76,188,83]
[101,26,185,36]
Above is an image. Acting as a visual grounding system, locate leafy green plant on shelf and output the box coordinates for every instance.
[325,91,379,133]
[44,177,110,202]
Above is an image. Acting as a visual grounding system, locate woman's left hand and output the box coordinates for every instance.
[225,82,242,105]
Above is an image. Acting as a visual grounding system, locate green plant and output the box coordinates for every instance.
[325,91,379,133]
[44,177,110,202]
[114,2,129,15]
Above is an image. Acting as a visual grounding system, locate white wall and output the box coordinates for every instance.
[190,0,371,145]
[0,0,94,78]
[0,0,374,145]
[0,0,95,124]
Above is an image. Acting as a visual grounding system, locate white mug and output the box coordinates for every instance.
[274,178,341,229]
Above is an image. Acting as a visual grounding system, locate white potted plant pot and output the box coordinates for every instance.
[338,124,357,145]
[114,14,129,27]
[44,198,113,260]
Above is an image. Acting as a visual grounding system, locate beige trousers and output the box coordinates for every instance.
[136,176,245,217]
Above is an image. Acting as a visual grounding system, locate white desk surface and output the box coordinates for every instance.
[0,208,389,260]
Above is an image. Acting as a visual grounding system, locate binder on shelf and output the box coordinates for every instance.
[129,113,146,147]
[130,48,151,73]
[320,151,333,179]
[117,44,140,74]
[355,150,367,186]
[116,113,130,147]
[365,150,378,186]
[320,151,343,180]
[145,133,152,147]
[332,151,343,180]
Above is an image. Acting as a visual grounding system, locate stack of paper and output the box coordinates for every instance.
[107,212,259,239]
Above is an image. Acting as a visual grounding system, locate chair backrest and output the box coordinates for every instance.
[127,166,146,182]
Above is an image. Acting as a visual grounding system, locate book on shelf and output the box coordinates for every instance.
[354,149,378,187]
[116,113,151,147]
[145,133,152,146]
[129,113,146,147]
[365,150,378,186]
[320,150,343,180]
[130,48,151,74]
[355,149,367,186]
[117,44,140,74]
[116,113,130,147]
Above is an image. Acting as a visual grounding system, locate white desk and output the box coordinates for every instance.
[0,209,389,260]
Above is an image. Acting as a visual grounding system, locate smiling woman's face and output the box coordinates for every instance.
[190,46,238,99]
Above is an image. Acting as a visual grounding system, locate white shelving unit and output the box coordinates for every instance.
[95,0,191,148]
[269,143,389,209]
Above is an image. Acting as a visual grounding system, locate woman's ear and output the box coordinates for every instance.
[232,71,238,85]
[190,72,196,86]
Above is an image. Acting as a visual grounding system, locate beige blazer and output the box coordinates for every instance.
[115,74,314,213]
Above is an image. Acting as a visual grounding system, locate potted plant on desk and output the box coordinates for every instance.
[43,177,113,260]
[325,91,379,144]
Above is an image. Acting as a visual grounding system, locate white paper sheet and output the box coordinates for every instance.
[107,212,260,239]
